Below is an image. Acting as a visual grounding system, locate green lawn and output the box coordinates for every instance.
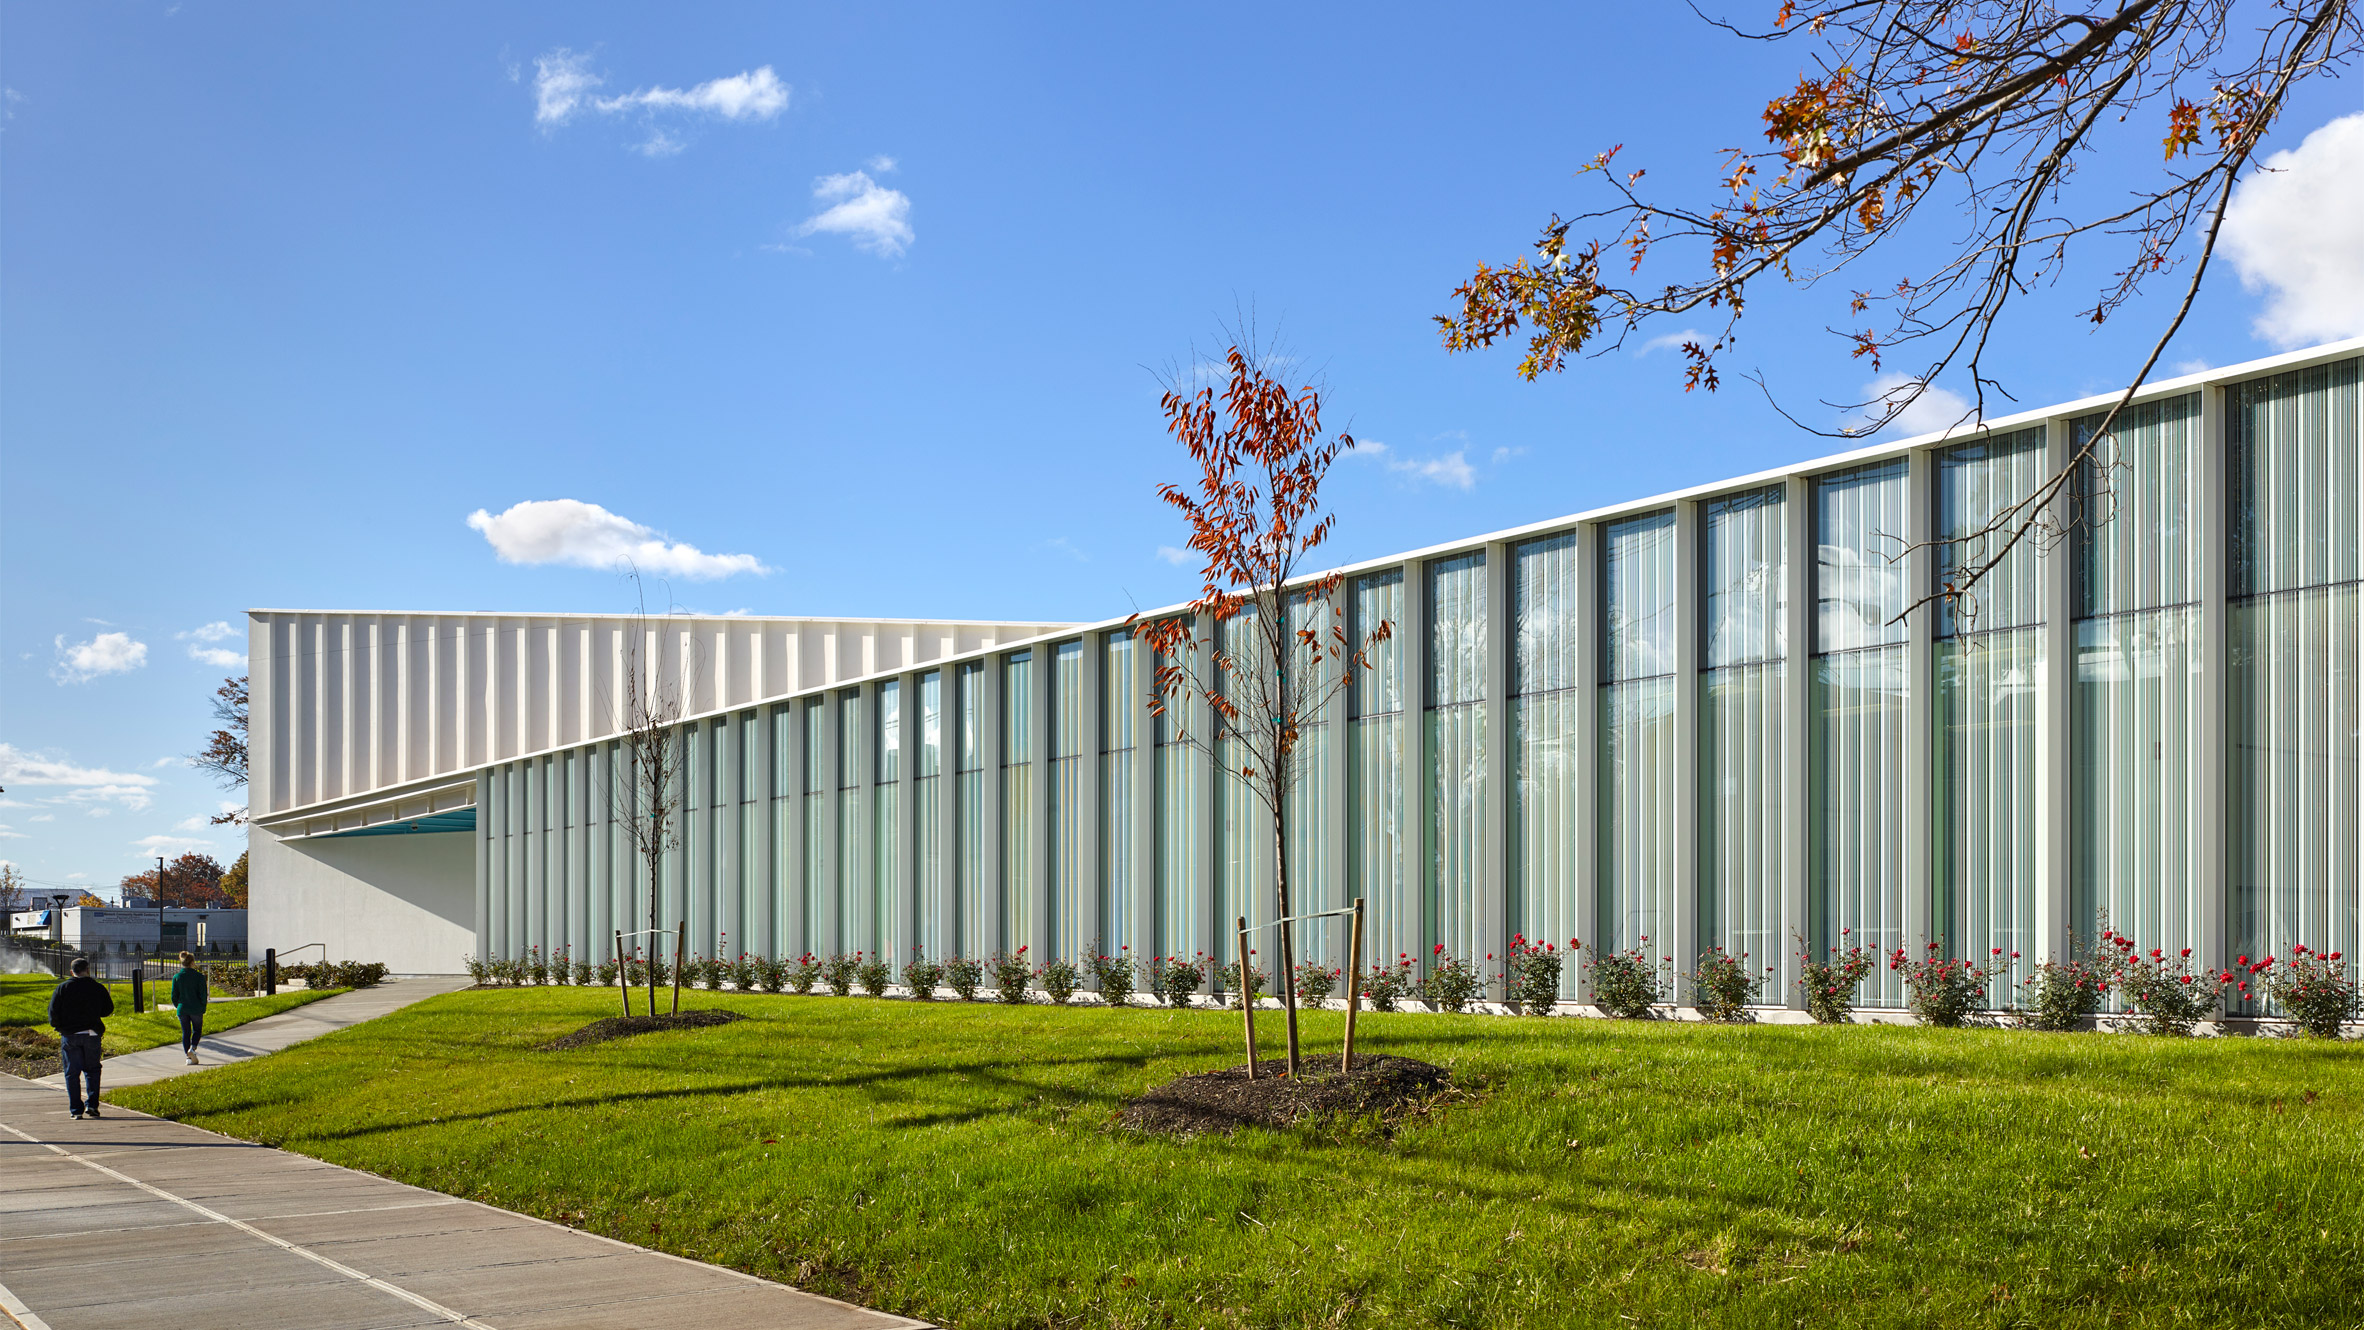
[0,973,338,1055]
[114,988,2363,1328]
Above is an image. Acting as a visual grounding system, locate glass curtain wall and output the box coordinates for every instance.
[1216,608,1267,971]
[740,709,762,956]
[2229,357,2364,980]
[1701,487,1786,971]
[2074,395,2204,954]
[1598,514,1679,956]
[1934,431,2046,995]
[1103,633,1137,957]
[1002,650,1035,957]
[1429,554,1487,964]
[1349,573,1411,966]
[1814,460,1910,1005]
[803,699,825,955]
[874,680,901,961]
[955,663,985,959]
[1284,593,1332,962]
[836,690,861,957]
[1512,533,1582,974]
[915,671,943,960]
[1049,640,1085,961]
[1153,623,1202,964]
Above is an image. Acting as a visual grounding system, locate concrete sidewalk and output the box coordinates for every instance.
[32,974,475,1092]
[0,1075,928,1330]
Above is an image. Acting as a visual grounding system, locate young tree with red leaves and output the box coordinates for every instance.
[1135,345,1392,1078]
[1440,0,2359,618]
[120,852,233,908]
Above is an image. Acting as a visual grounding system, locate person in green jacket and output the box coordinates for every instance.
[171,951,209,1065]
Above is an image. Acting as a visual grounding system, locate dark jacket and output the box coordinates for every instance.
[172,966,209,1013]
[48,975,115,1036]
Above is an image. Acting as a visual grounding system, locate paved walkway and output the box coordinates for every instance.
[0,1041,927,1330]
[31,975,475,1092]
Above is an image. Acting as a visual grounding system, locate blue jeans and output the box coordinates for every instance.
[179,1010,205,1055]
[60,1032,102,1116]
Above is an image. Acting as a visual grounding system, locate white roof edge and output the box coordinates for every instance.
[252,338,2364,824]
[244,609,1084,626]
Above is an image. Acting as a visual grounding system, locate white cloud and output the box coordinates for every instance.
[534,48,602,126]
[533,49,788,150]
[0,825,25,840]
[1155,545,1194,567]
[1860,372,1977,438]
[1635,328,1703,357]
[2172,358,2212,376]
[1491,446,1527,465]
[795,170,914,258]
[1355,440,1477,490]
[134,834,213,859]
[866,154,898,173]
[1043,537,1090,563]
[0,744,158,812]
[177,621,246,669]
[53,631,146,683]
[466,499,769,580]
[596,66,788,120]
[174,815,206,832]
[2222,111,2364,348]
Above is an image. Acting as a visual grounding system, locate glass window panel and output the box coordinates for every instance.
[1003,651,1034,764]
[1937,429,2047,635]
[1155,730,1201,961]
[955,768,984,956]
[1511,689,1581,987]
[2231,357,2363,598]
[1428,699,1485,962]
[1701,661,1784,969]
[1704,488,1788,668]
[1349,710,1409,965]
[957,662,983,772]
[877,679,901,784]
[837,691,859,790]
[1814,644,1909,1006]
[1429,553,1487,706]
[1817,460,1910,651]
[1104,634,1137,753]
[918,671,942,778]
[1514,532,1581,695]
[1598,678,1678,955]
[1352,571,1405,718]
[1934,630,2041,993]
[1603,513,1677,681]
[1052,640,1085,758]
[2074,608,2205,955]
[2078,393,2201,615]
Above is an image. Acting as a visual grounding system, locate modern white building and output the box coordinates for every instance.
[8,906,247,954]
[249,339,2364,1015]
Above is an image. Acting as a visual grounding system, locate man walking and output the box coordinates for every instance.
[47,957,114,1120]
[171,950,209,1064]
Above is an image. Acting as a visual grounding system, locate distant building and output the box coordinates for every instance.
[7,905,248,955]
[245,340,2364,1016]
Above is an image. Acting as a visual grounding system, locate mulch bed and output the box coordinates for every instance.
[536,1009,744,1051]
[1119,1054,1455,1137]
[1,1025,62,1080]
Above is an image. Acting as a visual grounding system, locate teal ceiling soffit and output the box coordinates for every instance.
[312,807,477,838]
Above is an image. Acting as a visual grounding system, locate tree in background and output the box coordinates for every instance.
[0,864,26,915]
[1137,343,1391,1078]
[73,892,105,909]
[218,851,249,908]
[1440,0,2360,616]
[191,675,249,825]
[608,584,694,1018]
[120,852,233,908]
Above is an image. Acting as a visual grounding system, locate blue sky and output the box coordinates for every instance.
[4,2,2359,897]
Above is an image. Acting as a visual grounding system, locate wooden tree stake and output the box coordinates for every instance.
[1342,897,1365,1075]
[1237,916,1257,1081]
[614,930,630,1016]
[672,920,686,1015]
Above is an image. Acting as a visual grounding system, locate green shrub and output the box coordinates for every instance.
[1890,942,2008,1028]
[2099,929,2230,1036]
[903,952,944,1001]
[1292,960,1338,1007]
[1086,944,1135,1006]
[1691,947,1771,1022]
[1505,935,1570,1015]
[594,955,620,988]
[1038,957,1081,1006]
[547,948,573,986]
[821,953,860,997]
[1215,954,1267,1009]
[1795,930,1877,1024]
[199,962,260,996]
[731,952,762,992]
[856,954,892,998]
[942,955,983,1001]
[1422,947,1483,1013]
[1586,939,1668,1020]
[991,948,1032,1004]
[2253,944,2361,1039]
[2016,955,2110,1031]
[1152,954,1204,1007]
[525,947,550,988]
[1360,955,1417,1012]
[791,953,820,995]
[463,955,491,986]
[570,956,594,986]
